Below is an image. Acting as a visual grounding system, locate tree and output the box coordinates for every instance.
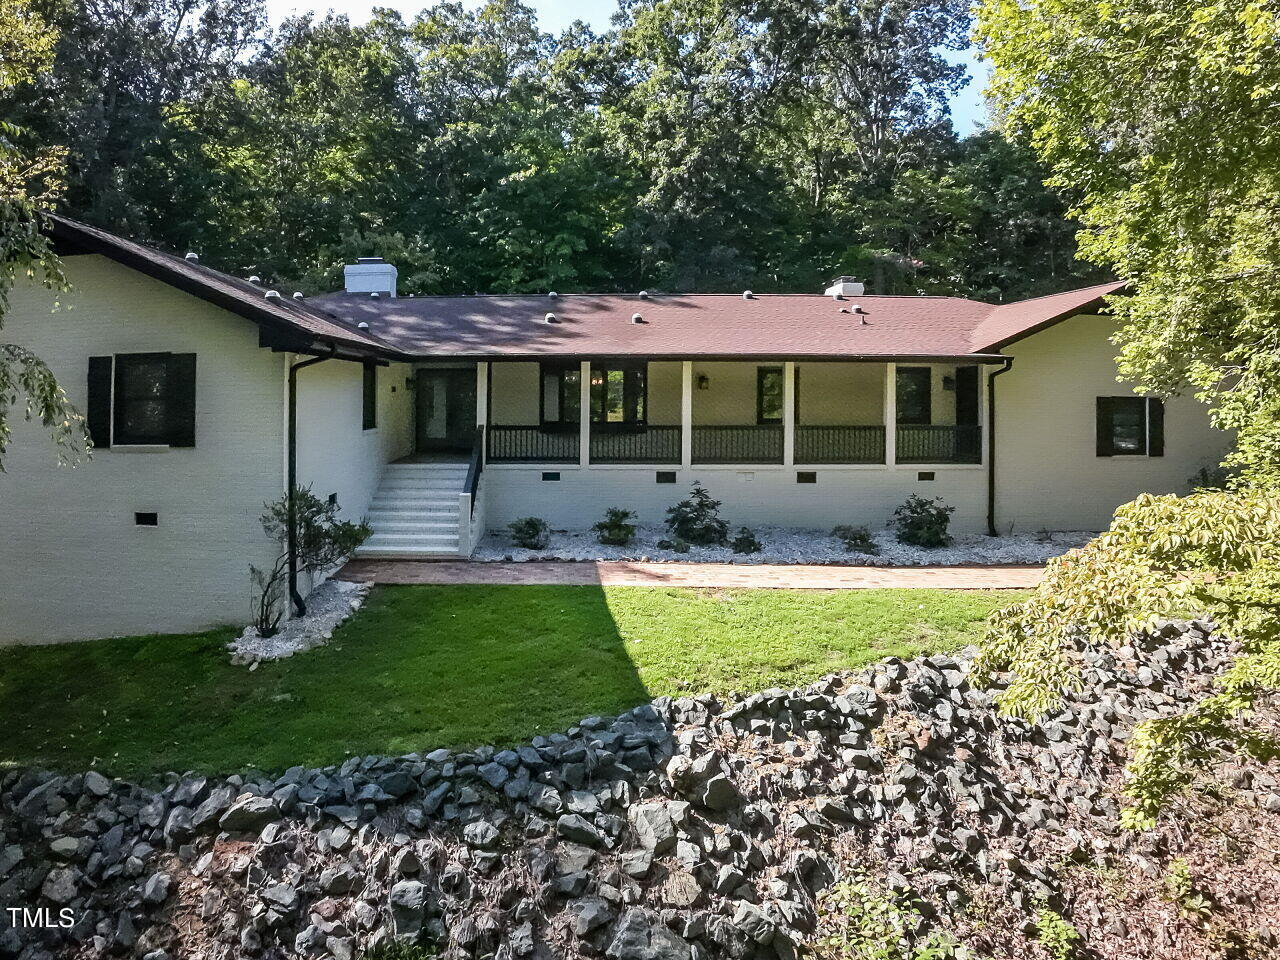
[0,0,86,469]
[976,0,1280,483]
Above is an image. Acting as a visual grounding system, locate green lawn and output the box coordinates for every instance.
[0,585,1019,776]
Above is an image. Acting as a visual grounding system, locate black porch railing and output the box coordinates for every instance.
[590,425,681,463]
[795,425,886,464]
[487,425,579,463]
[691,425,784,464]
[896,424,982,464]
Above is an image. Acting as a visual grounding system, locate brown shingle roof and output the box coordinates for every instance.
[968,281,1127,352]
[313,285,1123,360]
[49,216,399,359]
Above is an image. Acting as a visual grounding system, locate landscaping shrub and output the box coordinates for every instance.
[665,482,729,546]
[508,516,550,550]
[592,507,637,546]
[731,526,761,554]
[814,874,967,959]
[891,495,954,548]
[656,537,691,553]
[250,486,372,637]
[976,489,1280,827]
[832,524,880,555]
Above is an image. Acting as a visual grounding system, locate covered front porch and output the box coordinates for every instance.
[470,359,986,468]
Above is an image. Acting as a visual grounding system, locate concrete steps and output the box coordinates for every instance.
[356,462,469,558]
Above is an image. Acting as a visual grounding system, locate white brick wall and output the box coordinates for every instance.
[0,256,285,643]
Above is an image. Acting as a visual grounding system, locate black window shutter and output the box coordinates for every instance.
[1096,397,1114,457]
[87,356,113,449]
[167,353,197,447]
[362,363,377,430]
[1148,398,1165,457]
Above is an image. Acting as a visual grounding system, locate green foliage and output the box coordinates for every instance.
[814,875,969,960]
[0,0,87,470]
[592,507,637,546]
[977,0,1280,485]
[508,516,550,550]
[251,486,373,636]
[1033,909,1080,960]
[891,496,954,548]
[0,0,1092,301]
[833,525,881,555]
[665,482,729,546]
[731,526,761,554]
[657,537,691,554]
[1163,858,1213,921]
[977,490,1280,826]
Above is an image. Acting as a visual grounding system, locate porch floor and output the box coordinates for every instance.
[336,560,1042,590]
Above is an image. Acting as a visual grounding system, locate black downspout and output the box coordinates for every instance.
[288,346,337,617]
[987,358,1014,537]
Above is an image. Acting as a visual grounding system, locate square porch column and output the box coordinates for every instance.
[579,360,591,467]
[783,361,796,467]
[884,361,897,467]
[476,361,489,464]
[681,361,693,469]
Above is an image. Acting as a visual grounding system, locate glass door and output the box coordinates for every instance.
[415,368,477,454]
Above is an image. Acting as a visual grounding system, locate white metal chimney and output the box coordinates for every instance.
[344,257,397,297]
[824,276,865,298]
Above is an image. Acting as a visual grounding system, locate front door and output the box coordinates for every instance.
[416,368,477,454]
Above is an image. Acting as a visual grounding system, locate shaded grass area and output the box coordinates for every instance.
[0,585,1019,776]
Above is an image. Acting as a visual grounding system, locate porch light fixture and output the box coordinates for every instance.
[943,375,956,391]
[697,374,710,390]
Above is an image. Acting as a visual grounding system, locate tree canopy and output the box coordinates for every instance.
[1,0,1101,301]
[977,0,1280,485]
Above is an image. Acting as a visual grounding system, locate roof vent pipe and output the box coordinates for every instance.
[545,312,558,323]
[742,290,754,299]
[184,252,199,262]
[638,290,649,300]
[248,275,261,284]
[357,321,370,330]
[548,291,558,299]
[264,289,282,299]
[293,291,304,299]
[370,291,380,298]
[631,313,645,324]
[344,257,397,297]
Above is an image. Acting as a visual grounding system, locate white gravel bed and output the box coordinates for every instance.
[228,579,371,665]
[473,525,1095,566]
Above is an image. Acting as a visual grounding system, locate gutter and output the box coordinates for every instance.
[986,357,1014,537]
[287,345,337,616]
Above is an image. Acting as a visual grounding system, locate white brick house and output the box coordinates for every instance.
[0,218,1229,642]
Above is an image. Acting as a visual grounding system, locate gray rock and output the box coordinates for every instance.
[389,879,427,940]
[142,872,172,906]
[606,908,691,960]
[218,795,281,834]
[697,775,739,811]
[320,864,362,895]
[631,803,676,853]
[41,867,78,904]
[83,770,112,797]
[464,819,500,849]
[558,814,606,847]
[569,897,614,935]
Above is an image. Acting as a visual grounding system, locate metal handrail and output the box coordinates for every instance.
[464,426,485,517]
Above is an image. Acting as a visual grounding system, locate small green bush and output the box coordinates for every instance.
[508,516,550,549]
[592,507,637,546]
[832,524,880,555]
[656,537,691,553]
[814,875,969,960]
[731,527,762,554]
[1034,909,1080,960]
[665,482,729,546]
[891,495,954,548]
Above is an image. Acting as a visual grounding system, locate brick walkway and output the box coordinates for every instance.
[337,560,1042,590]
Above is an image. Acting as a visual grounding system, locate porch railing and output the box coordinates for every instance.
[590,425,681,464]
[895,425,982,464]
[795,425,886,464]
[487,425,579,463]
[691,425,784,464]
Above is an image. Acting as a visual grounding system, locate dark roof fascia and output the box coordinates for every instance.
[980,286,1129,352]
[49,218,399,362]
[400,352,1012,363]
